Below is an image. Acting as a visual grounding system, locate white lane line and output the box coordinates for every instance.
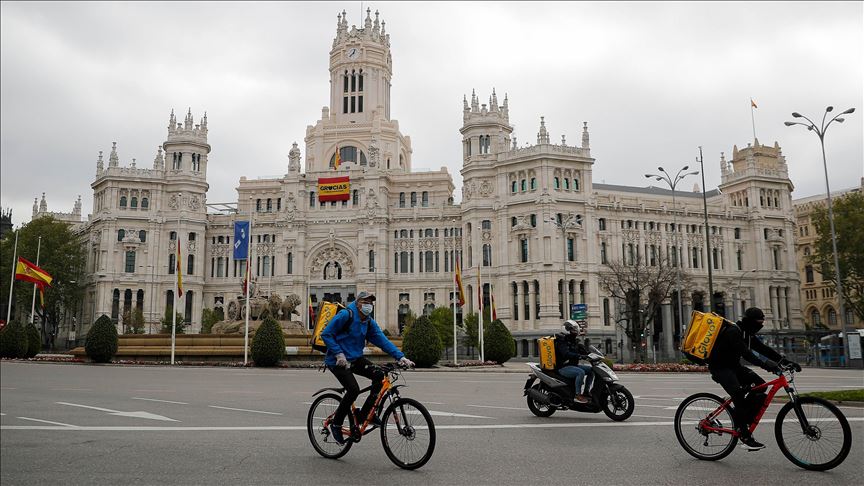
[466,404,526,411]
[50,388,93,392]
[131,389,176,393]
[4,416,863,432]
[132,397,189,405]
[0,413,5,416]
[301,402,490,418]
[631,414,674,420]
[422,401,447,405]
[633,397,686,401]
[56,402,177,422]
[208,405,282,415]
[0,387,17,390]
[17,417,78,427]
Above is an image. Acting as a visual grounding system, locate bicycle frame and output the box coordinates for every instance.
[323,366,407,440]
[699,371,807,437]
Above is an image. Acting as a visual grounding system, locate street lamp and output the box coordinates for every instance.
[731,268,757,322]
[645,166,698,347]
[697,147,715,313]
[548,214,582,321]
[785,106,856,366]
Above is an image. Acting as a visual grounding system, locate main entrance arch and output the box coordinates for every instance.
[307,242,357,325]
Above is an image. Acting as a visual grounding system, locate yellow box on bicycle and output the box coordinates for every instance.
[680,311,732,364]
[538,336,556,370]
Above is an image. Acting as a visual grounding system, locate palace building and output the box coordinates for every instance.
[66,9,804,362]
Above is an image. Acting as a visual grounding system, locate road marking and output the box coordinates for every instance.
[631,414,674,420]
[0,387,17,390]
[0,413,5,416]
[424,410,492,418]
[466,404,526,411]
[17,417,78,427]
[633,397,685,401]
[50,388,93,392]
[56,402,177,422]
[132,397,188,405]
[131,389,176,393]
[4,416,863,432]
[208,405,282,415]
[422,401,447,405]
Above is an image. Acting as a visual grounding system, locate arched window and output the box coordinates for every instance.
[137,289,145,311]
[573,179,580,191]
[828,307,837,327]
[329,146,367,167]
[554,177,560,189]
[603,298,611,326]
[483,244,492,266]
[511,181,517,193]
[309,192,315,208]
[352,190,359,206]
[287,252,293,274]
[120,196,127,208]
[141,197,149,209]
[117,229,125,241]
[130,197,138,208]
[521,179,527,191]
[511,217,517,227]
[530,178,537,190]
[266,199,272,212]
[564,178,570,190]
[810,309,821,327]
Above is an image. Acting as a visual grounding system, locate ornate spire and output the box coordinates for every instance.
[502,93,509,119]
[537,116,550,144]
[720,151,728,174]
[131,158,136,168]
[374,10,380,33]
[153,146,164,169]
[109,142,119,167]
[39,192,47,213]
[561,135,566,146]
[32,197,38,218]
[73,195,82,216]
[512,136,518,150]
[364,7,372,29]
[96,150,104,175]
[491,88,498,111]
[581,121,590,149]
[184,108,193,129]
[471,89,479,112]
[463,94,469,111]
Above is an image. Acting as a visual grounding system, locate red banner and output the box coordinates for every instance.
[318,176,350,202]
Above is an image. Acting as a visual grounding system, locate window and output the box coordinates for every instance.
[277,198,281,211]
[530,214,537,227]
[600,242,608,264]
[170,231,177,240]
[111,289,120,322]
[599,218,606,231]
[773,248,781,270]
[554,177,560,189]
[736,249,743,270]
[734,227,740,239]
[130,197,138,208]
[483,244,492,266]
[352,190,359,206]
[603,298,611,326]
[422,191,429,207]
[712,248,720,269]
[117,229,125,242]
[256,199,262,212]
[410,192,417,207]
[287,252,293,274]
[139,230,146,243]
[399,193,406,208]
[521,179,527,191]
[573,179,579,191]
[368,250,375,271]
[511,217,517,227]
[309,192,315,207]
[520,239,529,262]
[567,238,574,261]
[188,232,196,241]
[511,181,517,193]
[216,257,225,277]
[564,178,570,190]
[120,196,127,208]
[481,220,491,230]
[530,178,537,190]
[828,308,837,327]
[810,309,821,327]
[187,254,195,275]
[805,265,814,283]
[266,199,272,212]
[169,253,175,274]
[692,247,699,268]
[125,251,135,273]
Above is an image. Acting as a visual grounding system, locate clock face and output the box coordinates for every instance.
[346,47,359,60]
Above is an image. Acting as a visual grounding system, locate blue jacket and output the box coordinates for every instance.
[320,301,404,366]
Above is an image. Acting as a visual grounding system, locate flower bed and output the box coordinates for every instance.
[439,360,500,368]
[613,363,707,372]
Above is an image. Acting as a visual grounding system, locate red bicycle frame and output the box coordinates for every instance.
[700,372,792,437]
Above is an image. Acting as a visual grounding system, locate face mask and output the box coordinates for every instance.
[361,303,374,315]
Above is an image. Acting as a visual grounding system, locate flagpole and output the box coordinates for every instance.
[172,194,181,365]
[6,230,19,324]
[29,236,42,325]
[750,99,757,141]
[244,196,253,365]
[478,262,484,362]
[452,224,458,365]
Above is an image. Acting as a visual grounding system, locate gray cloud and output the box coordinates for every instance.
[2,1,861,227]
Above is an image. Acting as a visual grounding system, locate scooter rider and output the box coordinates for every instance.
[555,320,590,404]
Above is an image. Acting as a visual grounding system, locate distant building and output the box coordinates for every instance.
[0,207,12,240]
[66,9,804,361]
[793,179,864,331]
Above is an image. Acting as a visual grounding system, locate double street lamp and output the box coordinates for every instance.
[645,166,699,345]
[785,106,856,366]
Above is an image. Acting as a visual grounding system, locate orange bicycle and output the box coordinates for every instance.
[307,362,436,470]
[674,363,852,471]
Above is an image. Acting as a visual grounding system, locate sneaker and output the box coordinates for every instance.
[328,422,346,445]
[739,435,765,451]
[574,394,589,404]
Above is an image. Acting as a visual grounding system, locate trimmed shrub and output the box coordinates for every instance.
[85,315,118,363]
[251,317,285,367]
[160,308,185,335]
[201,307,223,334]
[25,323,41,358]
[0,321,28,359]
[483,319,515,364]
[401,315,442,368]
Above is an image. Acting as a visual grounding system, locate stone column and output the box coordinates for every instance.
[661,302,675,360]
[515,283,523,330]
[529,286,537,329]
[769,286,779,330]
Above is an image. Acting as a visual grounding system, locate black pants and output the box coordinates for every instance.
[710,365,766,432]
[328,357,385,426]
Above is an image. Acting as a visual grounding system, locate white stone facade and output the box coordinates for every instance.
[72,9,804,360]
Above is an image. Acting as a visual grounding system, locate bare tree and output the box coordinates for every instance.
[598,254,690,363]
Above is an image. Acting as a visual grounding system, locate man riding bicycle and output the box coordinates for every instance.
[320,291,414,445]
[707,307,801,451]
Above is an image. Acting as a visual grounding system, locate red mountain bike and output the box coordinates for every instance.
[674,363,851,471]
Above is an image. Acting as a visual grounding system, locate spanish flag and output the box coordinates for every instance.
[15,257,53,288]
[454,256,465,307]
[308,297,315,326]
[334,146,341,170]
[176,237,183,298]
[750,99,758,109]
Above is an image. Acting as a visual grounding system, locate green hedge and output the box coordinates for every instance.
[85,315,118,363]
[483,319,515,364]
[251,317,285,367]
[0,322,28,359]
[402,315,442,368]
[25,323,41,358]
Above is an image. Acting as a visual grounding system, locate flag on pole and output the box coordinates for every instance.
[334,146,341,170]
[233,221,250,260]
[15,257,53,287]
[455,256,465,307]
[242,260,251,296]
[750,98,758,109]
[176,237,184,298]
[38,286,45,310]
[308,297,315,325]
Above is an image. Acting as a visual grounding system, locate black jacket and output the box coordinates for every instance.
[707,320,783,371]
[554,333,588,369]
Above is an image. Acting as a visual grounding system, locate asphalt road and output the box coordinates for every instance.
[1,361,862,485]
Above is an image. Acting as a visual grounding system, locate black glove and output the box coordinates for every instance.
[763,359,781,373]
[780,358,802,372]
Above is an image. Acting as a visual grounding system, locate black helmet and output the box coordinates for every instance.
[741,307,765,334]
[563,320,586,336]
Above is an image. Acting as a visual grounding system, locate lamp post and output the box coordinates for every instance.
[732,268,757,322]
[645,166,698,347]
[785,106,856,367]
[548,214,582,321]
[696,147,715,313]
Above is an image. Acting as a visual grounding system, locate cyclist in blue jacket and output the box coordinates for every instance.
[321,291,413,444]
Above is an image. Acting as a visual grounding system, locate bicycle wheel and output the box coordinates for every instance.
[380,397,436,470]
[307,393,355,459]
[674,393,738,461]
[775,396,852,471]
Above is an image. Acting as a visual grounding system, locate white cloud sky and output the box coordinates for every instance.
[1,1,862,226]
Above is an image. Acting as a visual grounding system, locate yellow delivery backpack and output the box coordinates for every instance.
[310,301,351,354]
[538,336,557,370]
[680,311,734,365]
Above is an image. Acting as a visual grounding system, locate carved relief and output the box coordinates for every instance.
[310,247,355,278]
[188,195,201,210]
[622,229,640,243]
[168,194,180,210]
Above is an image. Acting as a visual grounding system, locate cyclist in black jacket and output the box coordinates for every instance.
[707,307,801,451]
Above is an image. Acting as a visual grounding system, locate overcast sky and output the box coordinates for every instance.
[1,1,862,228]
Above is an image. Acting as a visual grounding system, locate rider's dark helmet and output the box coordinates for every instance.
[741,307,766,334]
